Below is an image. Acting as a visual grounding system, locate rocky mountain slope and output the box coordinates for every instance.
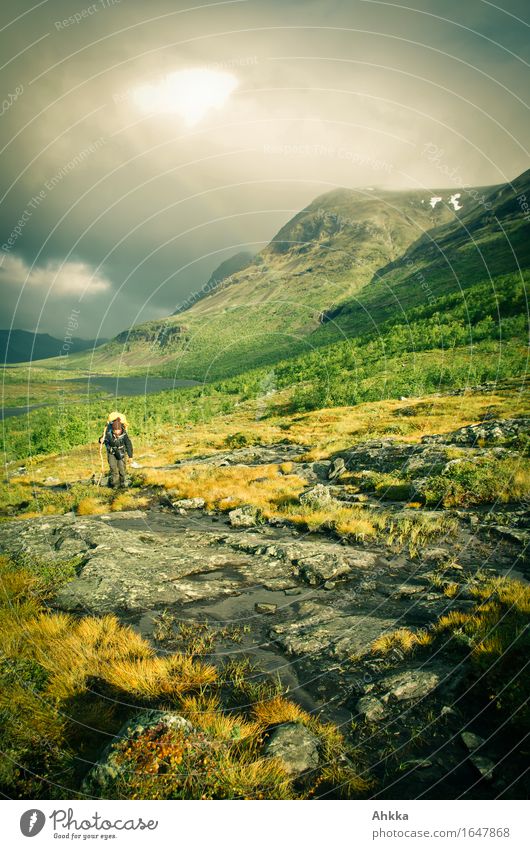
[1,407,528,798]
[321,169,530,337]
[56,177,508,378]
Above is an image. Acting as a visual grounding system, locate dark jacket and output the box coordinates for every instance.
[102,425,133,459]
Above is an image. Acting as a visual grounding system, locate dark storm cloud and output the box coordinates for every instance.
[0,0,528,337]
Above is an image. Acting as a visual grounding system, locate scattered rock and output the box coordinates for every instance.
[264,722,320,776]
[422,417,529,447]
[470,755,496,781]
[299,484,334,508]
[328,458,346,480]
[359,579,377,592]
[423,548,450,564]
[323,581,335,590]
[255,602,277,614]
[356,695,386,722]
[229,505,260,528]
[295,549,379,586]
[172,497,205,510]
[380,669,441,702]
[396,583,425,598]
[461,731,484,752]
[312,460,332,480]
[460,734,496,780]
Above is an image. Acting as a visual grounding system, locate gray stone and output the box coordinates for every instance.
[469,755,495,781]
[299,484,334,508]
[357,695,386,722]
[172,497,205,509]
[296,549,379,586]
[422,417,529,447]
[312,460,332,480]
[264,722,320,776]
[272,602,398,659]
[461,731,484,752]
[229,505,260,528]
[380,669,441,702]
[255,602,277,614]
[396,584,425,598]
[423,548,450,564]
[328,458,346,480]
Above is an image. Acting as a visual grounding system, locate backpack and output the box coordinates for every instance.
[100,411,129,445]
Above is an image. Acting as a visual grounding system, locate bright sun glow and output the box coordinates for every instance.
[132,68,239,125]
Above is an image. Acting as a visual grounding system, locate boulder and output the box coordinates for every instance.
[299,484,334,508]
[255,602,277,614]
[264,722,320,776]
[82,710,192,794]
[380,669,441,702]
[228,505,260,528]
[356,695,386,722]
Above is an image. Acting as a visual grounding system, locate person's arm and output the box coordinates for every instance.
[125,433,133,458]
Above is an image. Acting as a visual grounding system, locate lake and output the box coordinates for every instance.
[68,375,200,397]
[1,375,201,419]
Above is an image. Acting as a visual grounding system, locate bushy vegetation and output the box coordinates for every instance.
[422,456,530,507]
[2,271,527,462]
[0,478,149,519]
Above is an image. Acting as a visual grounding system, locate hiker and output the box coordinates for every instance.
[99,415,133,488]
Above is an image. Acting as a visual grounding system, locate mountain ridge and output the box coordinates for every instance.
[32,170,529,378]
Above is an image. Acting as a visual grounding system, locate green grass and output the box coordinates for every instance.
[2,270,528,463]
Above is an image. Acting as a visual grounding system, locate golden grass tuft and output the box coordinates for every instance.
[110,492,150,512]
[371,628,422,656]
[76,496,107,515]
[443,582,460,598]
[180,694,261,742]
[142,462,306,516]
[252,695,310,727]
[215,756,293,800]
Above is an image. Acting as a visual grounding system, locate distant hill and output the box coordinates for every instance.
[52,171,529,379]
[0,329,107,364]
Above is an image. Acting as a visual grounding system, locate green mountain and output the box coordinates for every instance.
[320,169,530,337]
[57,171,528,380]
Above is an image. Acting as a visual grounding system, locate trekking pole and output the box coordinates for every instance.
[96,439,104,487]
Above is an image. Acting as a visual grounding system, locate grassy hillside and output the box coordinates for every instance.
[46,183,477,379]
[2,268,527,462]
[322,169,530,338]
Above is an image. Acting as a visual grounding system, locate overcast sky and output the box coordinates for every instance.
[0,0,528,340]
